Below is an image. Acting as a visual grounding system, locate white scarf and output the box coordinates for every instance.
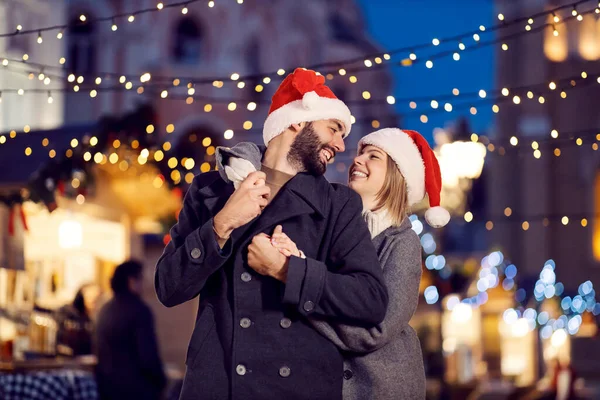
[362,208,393,239]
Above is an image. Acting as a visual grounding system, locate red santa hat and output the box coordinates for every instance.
[358,128,450,228]
[263,68,352,145]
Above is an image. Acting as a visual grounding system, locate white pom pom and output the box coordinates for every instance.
[425,206,450,228]
[302,91,320,110]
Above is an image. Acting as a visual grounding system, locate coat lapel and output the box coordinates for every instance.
[232,173,327,243]
[197,176,234,216]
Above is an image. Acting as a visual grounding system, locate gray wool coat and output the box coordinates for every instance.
[310,218,426,400]
[216,143,426,399]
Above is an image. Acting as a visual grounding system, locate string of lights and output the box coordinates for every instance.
[2,0,596,89]
[0,0,243,39]
[2,59,598,120]
[460,210,598,231]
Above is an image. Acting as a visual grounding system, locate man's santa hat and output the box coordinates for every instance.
[358,128,450,228]
[263,68,352,145]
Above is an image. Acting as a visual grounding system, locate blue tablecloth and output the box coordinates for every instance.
[0,370,97,400]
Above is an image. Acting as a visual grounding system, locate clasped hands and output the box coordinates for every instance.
[247,225,302,282]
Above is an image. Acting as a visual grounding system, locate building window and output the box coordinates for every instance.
[578,16,600,61]
[329,14,356,43]
[172,17,203,64]
[67,15,96,76]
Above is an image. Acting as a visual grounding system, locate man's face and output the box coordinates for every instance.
[287,119,346,176]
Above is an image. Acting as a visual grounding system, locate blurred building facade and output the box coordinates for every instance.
[490,0,600,291]
[61,0,397,184]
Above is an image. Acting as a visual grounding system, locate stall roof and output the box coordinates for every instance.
[0,123,96,186]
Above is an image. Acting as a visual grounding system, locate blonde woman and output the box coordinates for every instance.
[216,128,449,399]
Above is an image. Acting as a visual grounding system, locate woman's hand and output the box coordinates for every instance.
[270,225,303,258]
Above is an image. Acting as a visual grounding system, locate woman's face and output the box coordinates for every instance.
[348,145,388,202]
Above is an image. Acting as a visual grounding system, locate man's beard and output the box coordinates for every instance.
[287,123,333,176]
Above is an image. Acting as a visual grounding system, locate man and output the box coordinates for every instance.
[155,68,388,400]
[96,260,166,400]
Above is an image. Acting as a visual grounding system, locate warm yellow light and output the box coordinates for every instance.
[420,115,428,123]
[201,162,211,173]
[426,60,433,68]
[163,142,172,151]
[49,149,56,158]
[243,121,253,130]
[386,96,395,105]
[522,221,530,231]
[498,13,505,21]
[534,150,541,159]
[277,69,286,75]
[247,102,257,111]
[362,91,371,100]
[228,102,237,111]
[510,137,518,146]
[502,43,509,51]
[562,216,569,225]
[131,140,140,149]
[263,77,271,84]
[531,141,539,150]
[80,14,87,22]
[349,76,358,83]
[410,102,417,109]
[184,159,195,170]
[560,91,567,99]
[154,150,164,162]
[109,153,119,164]
[94,152,103,163]
[166,124,175,133]
[471,133,479,142]
[202,137,212,147]
[582,218,588,227]
[255,85,264,92]
[231,73,240,81]
[204,104,213,112]
[527,91,534,99]
[470,107,477,115]
[24,147,32,156]
[504,207,512,217]
[554,148,561,157]
[237,82,245,89]
[453,88,460,95]
[539,96,545,104]
[207,146,216,156]
[549,81,557,90]
[128,15,135,22]
[432,38,440,46]
[224,130,234,140]
[168,157,178,169]
[464,212,473,222]
[502,88,509,96]
[576,138,583,146]
[161,90,168,98]
[157,2,164,9]
[90,136,98,146]
[486,221,494,230]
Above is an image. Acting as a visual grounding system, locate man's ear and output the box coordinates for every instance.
[290,122,303,133]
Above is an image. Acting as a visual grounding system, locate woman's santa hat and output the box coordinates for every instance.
[358,128,451,228]
[263,68,352,145]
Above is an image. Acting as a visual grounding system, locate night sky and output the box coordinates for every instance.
[358,0,496,142]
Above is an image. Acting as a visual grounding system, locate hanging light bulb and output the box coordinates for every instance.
[111,19,118,31]
[56,30,63,39]
[182,6,188,14]
[37,32,43,44]
[47,91,53,104]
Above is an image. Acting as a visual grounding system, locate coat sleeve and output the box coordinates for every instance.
[282,192,389,326]
[309,233,422,353]
[154,175,232,307]
[135,305,167,392]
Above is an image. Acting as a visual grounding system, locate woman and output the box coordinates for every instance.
[216,128,449,399]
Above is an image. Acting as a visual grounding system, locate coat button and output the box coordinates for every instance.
[343,369,353,380]
[303,300,315,312]
[190,248,202,259]
[279,366,291,378]
[236,364,247,376]
[240,318,251,328]
[280,318,292,329]
[241,272,252,282]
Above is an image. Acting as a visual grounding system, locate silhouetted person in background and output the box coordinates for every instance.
[55,283,99,356]
[95,260,166,400]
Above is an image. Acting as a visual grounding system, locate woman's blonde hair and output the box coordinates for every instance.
[374,155,409,226]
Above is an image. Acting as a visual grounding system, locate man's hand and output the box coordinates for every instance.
[213,171,270,240]
[247,233,289,282]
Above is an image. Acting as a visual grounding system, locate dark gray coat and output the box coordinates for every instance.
[155,166,388,399]
[310,219,426,399]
